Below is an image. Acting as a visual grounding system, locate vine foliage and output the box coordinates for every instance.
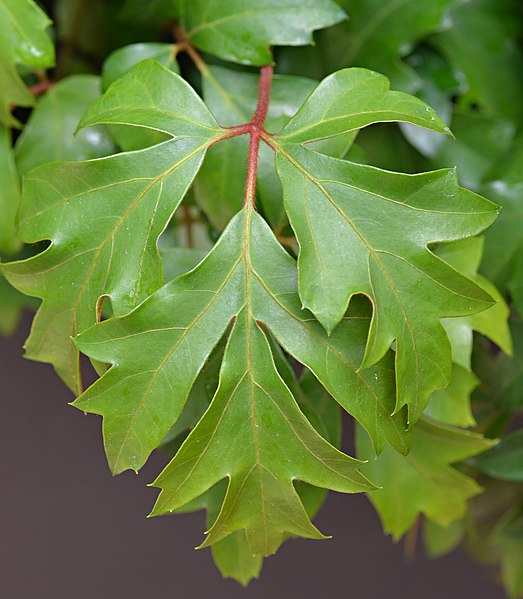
[1,0,523,592]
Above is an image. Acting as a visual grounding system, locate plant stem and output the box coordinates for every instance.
[243,65,273,208]
[173,24,275,210]
[29,79,53,97]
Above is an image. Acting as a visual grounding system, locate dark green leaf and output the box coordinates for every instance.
[430,109,516,190]
[470,430,523,482]
[481,139,523,315]
[279,0,452,90]
[431,0,523,123]
[177,0,346,66]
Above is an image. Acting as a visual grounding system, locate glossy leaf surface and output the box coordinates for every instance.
[177,0,346,66]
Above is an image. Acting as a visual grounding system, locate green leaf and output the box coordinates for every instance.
[74,208,374,554]
[356,418,495,539]
[174,481,263,586]
[160,247,208,281]
[277,0,452,92]
[355,123,431,174]
[425,364,478,428]
[274,154,495,423]
[177,0,346,66]
[423,517,465,558]
[0,125,21,255]
[0,0,54,126]
[102,43,180,152]
[430,108,516,191]
[159,343,223,455]
[401,48,461,157]
[271,70,498,423]
[173,350,341,585]
[480,139,523,316]
[73,206,406,470]
[277,68,451,144]
[2,61,222,393]
[0,273,28,336]
[14,76,115,178]
[431,0,523,123]
[436,237,512,370]
[470,430,523,482]
[321,0,452,90]
[119,0,179,25]
[473,316,523,411]
[497,511,523,599]
[102,43,180,91]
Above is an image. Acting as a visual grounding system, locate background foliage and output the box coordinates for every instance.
[1,0,522,595]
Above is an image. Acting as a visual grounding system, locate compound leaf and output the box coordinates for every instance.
[356,418,495,539]
[2,61,222,393]
[0,0,54,126]
[197,65,354,230]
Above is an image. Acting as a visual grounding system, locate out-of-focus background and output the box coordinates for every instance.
[2,318,505,599]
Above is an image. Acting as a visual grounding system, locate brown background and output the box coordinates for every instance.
[1,317,505,599]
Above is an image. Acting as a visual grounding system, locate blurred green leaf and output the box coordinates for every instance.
[425,364,477,427]
[431,0,523,122]
[15,76,115,177]
[357,418,495,539]
[0,126,21,255]
[0,0,54,126]
[471,430,523,482]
